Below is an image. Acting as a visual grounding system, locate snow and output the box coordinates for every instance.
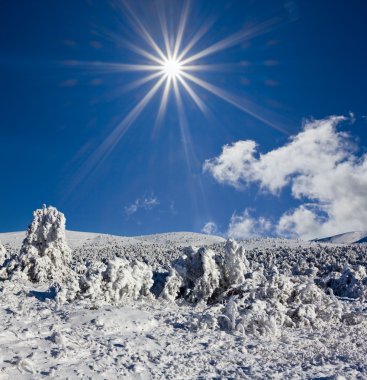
[0,208,366,379]
[314,230,367,244]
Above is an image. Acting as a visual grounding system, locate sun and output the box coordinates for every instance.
[162,58,183,80]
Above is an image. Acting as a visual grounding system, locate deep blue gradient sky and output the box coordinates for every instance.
[1,0,367,236]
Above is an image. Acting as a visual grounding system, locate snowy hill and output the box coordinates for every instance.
[314,230,367,244]
[0,230,225,250]
[0,213,367,379]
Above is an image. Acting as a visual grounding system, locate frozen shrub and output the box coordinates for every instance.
[59,257,154,305]
[221,239,248,287]
[326,265,367,300]
[161,246,222,303]
[160,268,183,302]
[230,273,346,337]
[161,239,250,303]
[220,296,240,331]
[103,258,153,303]
[4,205,72,282]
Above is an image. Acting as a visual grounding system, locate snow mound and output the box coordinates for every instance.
[2,205,72,282]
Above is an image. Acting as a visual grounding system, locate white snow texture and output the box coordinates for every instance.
[0,205,366,379]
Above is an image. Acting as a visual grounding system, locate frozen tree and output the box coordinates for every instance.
[221,238,248,287]
[7,205,72,282]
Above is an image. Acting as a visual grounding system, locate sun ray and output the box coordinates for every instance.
[156,3,172,59]
[177,76,208,115]
[121,0,167,62]
[156,77,172,124]
[83,75,166,176]
[180,18,279,65]
[66,60,162,73]
[181,71,288,133]
[176,18,216,62]
[173,0,190,60]
[69,0,288,190]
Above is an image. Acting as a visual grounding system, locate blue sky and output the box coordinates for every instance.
[1,0,367,238]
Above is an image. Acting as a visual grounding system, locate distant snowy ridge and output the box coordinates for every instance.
[314,231,367,244]
[0,230,225,250]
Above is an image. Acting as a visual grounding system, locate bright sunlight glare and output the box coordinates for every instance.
[162,58,183,79]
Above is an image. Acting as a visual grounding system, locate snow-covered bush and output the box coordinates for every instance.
[59,257,154,305]
[326,265,367,300]
[161,246,221,303]
[224,273,346,337]
[161,239,248,303]
[3,205,72,282]
[103,258,153,303]
[221,239,249,287]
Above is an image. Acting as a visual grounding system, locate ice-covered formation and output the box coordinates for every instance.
[59,257,154,305]
[4,205,72,282]
[161,239,248,303]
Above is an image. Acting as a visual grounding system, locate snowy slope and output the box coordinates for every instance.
[0,230,225,250]
[314,230,367,244]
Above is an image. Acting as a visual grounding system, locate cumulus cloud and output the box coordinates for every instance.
[204,115,367,239]
[201,221,219,235]
[228,210,272,240]
[125,195,159,216]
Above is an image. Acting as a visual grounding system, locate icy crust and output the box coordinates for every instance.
[1,205,72,282]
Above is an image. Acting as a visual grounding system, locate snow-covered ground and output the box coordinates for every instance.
[0,208,366,379]
[314,231,367,244]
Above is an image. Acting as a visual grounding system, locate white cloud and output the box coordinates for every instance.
[228,209,272,240]
[201,221,219,235]
[205,115,367,239]
[125,195,159,216]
